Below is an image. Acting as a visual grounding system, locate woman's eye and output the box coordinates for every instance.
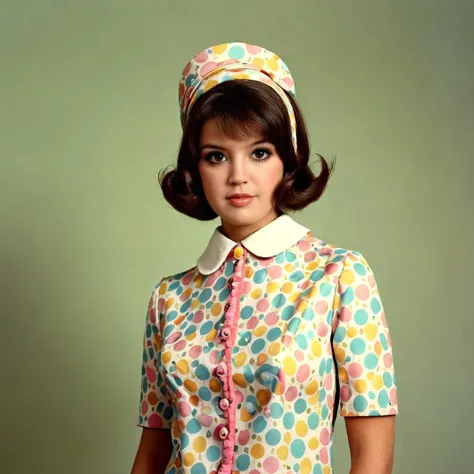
[252,148,272,160]
[205,152,226,163]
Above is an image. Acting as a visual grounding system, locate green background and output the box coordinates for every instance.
[2,1,473,473]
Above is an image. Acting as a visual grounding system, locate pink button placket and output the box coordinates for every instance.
[214,245,246,474]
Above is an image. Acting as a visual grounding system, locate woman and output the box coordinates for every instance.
[132,42,398,474]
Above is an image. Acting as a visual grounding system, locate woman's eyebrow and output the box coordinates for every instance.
[200,139,271,150]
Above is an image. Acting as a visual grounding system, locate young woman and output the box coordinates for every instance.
[132,42,398,474]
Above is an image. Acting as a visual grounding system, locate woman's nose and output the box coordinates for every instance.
[228,157,248,185]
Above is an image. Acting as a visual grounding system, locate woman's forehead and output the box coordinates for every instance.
[200,118,268,144]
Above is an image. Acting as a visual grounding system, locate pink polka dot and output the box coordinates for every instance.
[340,385,352,403]
[384,353,393,368]
[282,76,294,89]
[141,400,148,414]
[157,298,165,312]
[320,447,329,464]
[263,456,280,473]
[238,429,250,445]
[174,339,186,351]
[320,428,330,446]
[260,257,274,267]
[296,363,310,383]
[339,306,352,322]
[209,350,221,364]
[327,394,334,411]
[315,300,328,315]
[194,310,204,323]
[147,413,164,428]
[294,349,305,361]
[304,251,317,262]
[320,247,334,256]
[317,323,329,337]
[267,265,282,279]
[257,298,270,312]
[148,307,157,324]
[204,271,218,287]
[348,362,363,378]
[199,414,213,427]
[182,272,194,285]
[194,50,208,63]
[285,386,298,401]
[182,62,191,76]
[201,61,218,75]
[299,280,309,291]
[265,311,279,325]
[247,315,259,329]
[167,331,182,344]
[146,367,156,383]
[326,263,339,274]
[177,401,192,416]
[298,240,311,251]
[355,283,370,300]
[235,390,244,404]
[324,372,333,390]
[189,345,202,359]
[390,388,397,405]
[243,281,252,294]
[246,44,261,54]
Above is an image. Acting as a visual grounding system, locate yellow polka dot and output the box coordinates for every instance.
[266,282,280,293]
[254,326,266,337]
[306,261,318,271]
[372,375,383,390]
[162,351,172,365]
[183,452,195,466]
[159,282,167,295]
[211,43,228,54]
[308,394,319,405]
[284,263,295,273]
[245,267,254,278]
[323,467,331,474]
[311,340,322,357]
[355,379,367,393]
[374,341,382,356]
[233,246,243,259]
[209,378,221,392]
[367,371,374,380]
[176,359,189,375]
[204,329,216,342]
[256,389,271,406]
[283,356,297,376]
[233,373,247,388]
[251,288,262,299]
[282,282,294,294]
[232,72,250,80]
[296,299,308,314]
[211,302,222,316]
[332,293,341,310]
[305,380,319,396]
[203,79,218,92]
[194,274,202,287]
[284,432,292,444]
[234,352,247,367]
[165,298,174,310]
[308,437,319,449]
[240,404,253,422]
[191,298,199,309]
[300,458,312,474]
[250,443,265,459]
[335,347,345,364]
[341,269,355,285]
[339,367,348,383]
[276,445,288,460]
[365,323,378,341]
[347,327,357,338]
[295,421,308,437]
[184,379,197,392]
[193,436,206,452]
[182,287,192,300]
[289,291,302,303]
[268,342,281,356]
[307,286,318,299]
[266,58,278,71]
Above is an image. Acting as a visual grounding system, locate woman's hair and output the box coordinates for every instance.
[159,80,336,220]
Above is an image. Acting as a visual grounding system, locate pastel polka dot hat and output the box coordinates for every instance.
[178,42,298,152]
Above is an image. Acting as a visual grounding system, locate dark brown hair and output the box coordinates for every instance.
[159,80,336,220]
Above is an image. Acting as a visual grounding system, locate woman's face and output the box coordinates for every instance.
[198,118,284,241]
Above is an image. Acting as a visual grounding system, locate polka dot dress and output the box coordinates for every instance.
[137,230,398,474]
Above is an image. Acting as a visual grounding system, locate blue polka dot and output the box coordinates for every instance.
[354,262,367,276]
[341,287,355,305]
[350,337,366,355]
[214,277,227,290]
[290,270,304,282]
[253,415,267,433]
[308,412,320,429]
[250,338,265,354]
[283,412,295,429]
[302,307,315,321]
[206,446,220,462]
[282,305,295,320]
[186,418,202,434]
[195,364,210,381]
[272,293,286,308]
[354,309,368,325]
[199,320,213,335]
[290,438,306,458]
[295,398,307,414]
[265,428,282,446]
[198,288,212,303]
[271,403,283,418]
[383,372,393,388]
[310,269,324,282]
[198,387,211,401]
[191,463,206,474]
[353,395,368,413]
[378,389,389,408]
[254,269,266,284]
[320,282,332,297]
[236,454,250,471]
[240,306,253,319]
[228,45,245,60]
[267,327,282,341]
[364,352,378,370]
[313,464,323,474]
[370,297,382,314]
[334,327,346,343]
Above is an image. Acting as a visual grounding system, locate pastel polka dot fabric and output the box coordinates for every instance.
[137,217,398,474]
[178,42,298,153]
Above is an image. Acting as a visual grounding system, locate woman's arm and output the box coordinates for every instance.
[345,415,396,474]
[131,427,173,474]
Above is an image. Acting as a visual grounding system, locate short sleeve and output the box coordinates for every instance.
[136,281,174,429]
[332,251,398,417]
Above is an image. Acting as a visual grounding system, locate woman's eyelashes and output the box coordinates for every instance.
[203,148,273,164]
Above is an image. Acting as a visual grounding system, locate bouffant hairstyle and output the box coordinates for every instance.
[159,80,335,220]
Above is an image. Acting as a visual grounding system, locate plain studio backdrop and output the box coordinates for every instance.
[1,1,473,473]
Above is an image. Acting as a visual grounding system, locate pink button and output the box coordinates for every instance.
[264,406,271,417]
[219,426,229,439]
[215,363,227,378]
[219,398,230,410]
[220,327,231,340]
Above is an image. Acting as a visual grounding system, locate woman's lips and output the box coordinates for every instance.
[228,196,255,207]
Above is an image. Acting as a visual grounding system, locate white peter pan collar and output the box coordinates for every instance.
[197,214,310,275]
